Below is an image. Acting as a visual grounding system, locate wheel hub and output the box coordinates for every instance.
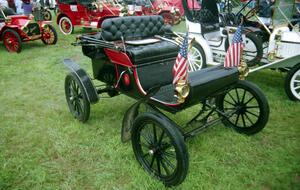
[44,33,50,39]
[149,149,155,155]
[236,103,246,114]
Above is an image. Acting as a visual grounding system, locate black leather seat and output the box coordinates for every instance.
[150,66,239,104]
[201,23,220,33]
[126,41,179,64]
[188,66,239,101]
[194,9,220,33]
[101,16,166,41]
[101,15,178,64]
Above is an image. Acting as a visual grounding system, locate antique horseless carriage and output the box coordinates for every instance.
[56,0,125,35]
[182,0,264,68]
[183,0,300,101]
[0,7,57,53]
[64,16,269,186]
[241,0,300,101]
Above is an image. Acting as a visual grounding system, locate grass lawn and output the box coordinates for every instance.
[0,18,299,190]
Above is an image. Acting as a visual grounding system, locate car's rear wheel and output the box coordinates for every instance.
[173,12,181,25]
[243,32,263,66]
[54,6,60,15]
[160,12,175,25]
[43,9,52,21]
[65,73,90,122]
[225,32,263,66]
[188,43,207,72]
[285,64,300,101]
[59,16,74,35]
[42,24,58,45]
[2,29,22,53]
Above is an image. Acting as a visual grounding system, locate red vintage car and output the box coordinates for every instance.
[0,7,57,53]
[126,0,181,25]
[56,0,124,35]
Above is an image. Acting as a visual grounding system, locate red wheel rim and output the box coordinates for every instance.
[43,12,51,20]
[42,26,55,44]
[163,14,173,25]
[175,12,181,20]
[62,19,71,33]
[3,31,20,52]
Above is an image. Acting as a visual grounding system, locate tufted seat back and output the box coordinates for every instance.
[193,9,220,33]
[101,15,165,41]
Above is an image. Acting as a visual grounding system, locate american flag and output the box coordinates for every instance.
[173,33,189,85]
[224,25,244,68]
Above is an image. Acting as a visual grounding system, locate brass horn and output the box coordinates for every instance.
[238,58,249,80]
[175,79,190,103]
[173,36,195,103]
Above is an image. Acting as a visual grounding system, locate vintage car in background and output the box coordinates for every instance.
[0,7,57,53]
[125,0,181,25]
[182,0,300,101]
[38,0,54,21]
[56,0,125,35]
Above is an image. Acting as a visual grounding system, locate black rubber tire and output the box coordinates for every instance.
[225,32,263,66]
[2,29,22,53]
[54,7,60,15]
[131,112,189,187]
[43,10,52,21]
[65,73,90,122]
[188,42,207,72]
[244,32,263,66]
[216,80,269,135]
[160,12,175,26]
[284,63,300,101]
[173,12,181,25]
[41,24,58,45]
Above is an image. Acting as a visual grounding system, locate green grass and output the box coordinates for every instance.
[0,18,300,190]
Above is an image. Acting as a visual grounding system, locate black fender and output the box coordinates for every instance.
[121,101,140,143]
[63,59,99,104]
[121,85,161,143]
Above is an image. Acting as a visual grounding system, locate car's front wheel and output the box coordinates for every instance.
[59,16,74,35]
[2,29,22,53]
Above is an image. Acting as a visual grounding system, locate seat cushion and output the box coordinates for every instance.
[188,66,239,101]
[202,23,220,33]
[147,66,238,105]
[126,40,179,64]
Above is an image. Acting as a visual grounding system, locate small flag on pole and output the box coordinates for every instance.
[173,33,189,85]
[224,25,244,68]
